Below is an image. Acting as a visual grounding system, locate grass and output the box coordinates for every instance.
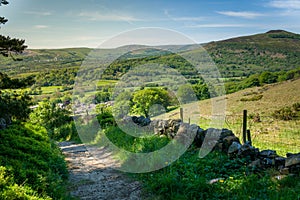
[91,123,300,199]
[162,79,300,156]
[73,78,300,199]
[41,86,63,94]
[132,149,300,199]
[97,79,117,87]
[0,123,70,199]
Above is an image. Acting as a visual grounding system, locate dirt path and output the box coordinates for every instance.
[59,141,143,200]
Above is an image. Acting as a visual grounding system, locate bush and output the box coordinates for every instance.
[0,124,69,199]
[29,99,74,141]
[0,166,49,200]
[0,91,32,121]
[53,121,79,141]
[240,94,263,101]
[272,107,297,120]
[96,105,116,128]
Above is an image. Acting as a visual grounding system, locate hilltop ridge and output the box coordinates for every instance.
[0,30,299,79]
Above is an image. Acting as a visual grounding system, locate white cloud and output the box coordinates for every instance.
[25,11,52,16]
[34,25,48,29]
[217,11,265,19]
[186,24,247,28]
[171,17,205,21]
[78,12,141,23]
[164,9,205,22]
[268,0,300,9]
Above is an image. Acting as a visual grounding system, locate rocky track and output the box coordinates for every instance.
[59,141,142,200]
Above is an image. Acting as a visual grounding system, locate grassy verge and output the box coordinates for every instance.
[96,124,300,199]
[0,123,70,199]
[133,148,300,200]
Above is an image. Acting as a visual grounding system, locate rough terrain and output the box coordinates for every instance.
[59,141,142,200]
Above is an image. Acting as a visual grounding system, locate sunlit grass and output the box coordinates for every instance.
[40,86,62,94]
[97,80,117,87]
[160,79,300,156]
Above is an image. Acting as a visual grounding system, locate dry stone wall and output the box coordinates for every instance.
[131,116,300,174]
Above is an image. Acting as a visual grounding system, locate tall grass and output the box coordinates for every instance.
[92,123,300,199]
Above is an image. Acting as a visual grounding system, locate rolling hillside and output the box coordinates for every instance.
[168,78,300,119]
[0,48,90,77]
[163,78,300,155]
[205,30,300,77]
[0,30,299,79]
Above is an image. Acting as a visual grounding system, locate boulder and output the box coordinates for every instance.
[286,152,300,158]
[156,120,168,135]
[176,123,198,145]
[228,141,242,154]
[132,116,151,126]
[280,168,290,175]
[194,127,205,147]
[215,142,224,152]
[165,119,182,138]
[259,150,278,158]
[203,128,222,150]
[249,159,261,169]
[275,157,286,168]
[222,136,240,152]
[0,118,6,129]
[285,154,300,167]
[261,158,275,166]
[238,143,259,159]
[205,128,223,141]
[219,129,234,140]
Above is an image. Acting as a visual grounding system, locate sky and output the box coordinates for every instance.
[1,0,300,49]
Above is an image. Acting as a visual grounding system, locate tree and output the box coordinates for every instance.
[131,88,171,118]
[259,72,277,84]
[193,84,210,100]
[112,90,133,119]
[0,0,27,58]
[0,91,32,122]
[29,100,71,131]
[0,72,11,88]
[177,84,197,103]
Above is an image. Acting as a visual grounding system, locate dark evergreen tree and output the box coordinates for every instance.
[0,0,27,58]
[0,1,31,123]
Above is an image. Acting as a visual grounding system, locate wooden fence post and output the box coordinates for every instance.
[247,129,252,145]
[180,108,183,122]
[242,110,247,144]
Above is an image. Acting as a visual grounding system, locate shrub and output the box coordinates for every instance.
[272,107,297,120]
[292,102,300,112]
[0,124,69,199]
[240,94,263,101]
[0,166,49,200]
[96,105,116,128]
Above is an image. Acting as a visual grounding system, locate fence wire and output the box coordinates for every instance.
[221,115,300,156]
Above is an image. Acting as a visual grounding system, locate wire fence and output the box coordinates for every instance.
[221,115,300,156]
[165,109,300,156]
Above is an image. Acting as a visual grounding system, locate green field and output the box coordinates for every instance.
[161,78,300,156]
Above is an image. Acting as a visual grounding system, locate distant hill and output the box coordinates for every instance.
[204,30,300,77]
[0,48,90,77]
[164,77,300,121]
[0,30,299,79]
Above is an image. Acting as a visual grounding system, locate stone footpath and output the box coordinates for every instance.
[59,141,142,200]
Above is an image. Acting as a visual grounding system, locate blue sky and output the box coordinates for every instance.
[1,0,300,49]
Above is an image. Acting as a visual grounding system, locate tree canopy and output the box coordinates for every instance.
[132,88,171,118]
[0,0,30,124]
[0,0,27,58]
